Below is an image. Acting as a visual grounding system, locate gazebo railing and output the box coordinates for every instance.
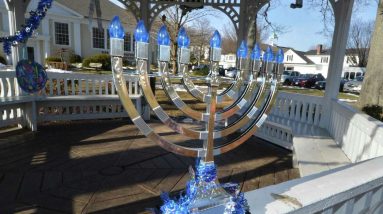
[329,99,383,163]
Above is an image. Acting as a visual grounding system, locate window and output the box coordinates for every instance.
[55,22,69,45]
[93,27,105,49]
[286,55,294,62]
[321,57,329,63]
[344,72,349,79]
[124,33,132,52]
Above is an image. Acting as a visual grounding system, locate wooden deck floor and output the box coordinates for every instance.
[0,120,299,214]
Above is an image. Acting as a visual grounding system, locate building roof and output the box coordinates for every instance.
[56,0,135,24]
[293,50,314,64]
[305,48,368,56]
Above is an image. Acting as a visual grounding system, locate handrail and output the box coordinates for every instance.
[245,156,383,213]
[329,99,383,162]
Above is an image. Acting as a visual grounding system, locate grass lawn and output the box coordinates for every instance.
[278,86,359,101]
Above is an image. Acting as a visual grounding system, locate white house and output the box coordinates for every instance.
[0,0,136,65]
[219,53,236,69]
[284,45,365,79]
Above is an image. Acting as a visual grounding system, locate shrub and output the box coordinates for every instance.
[192,66,209,76]
[362,105,383,121]
[45,56,62,63]
[69,54,82,63]
[82,54,111,70]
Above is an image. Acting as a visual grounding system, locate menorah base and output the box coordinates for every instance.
[159,159,249,213]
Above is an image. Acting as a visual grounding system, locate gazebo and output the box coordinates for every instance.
[1,0,383,213]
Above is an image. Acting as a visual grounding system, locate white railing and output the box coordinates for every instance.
[245,156,383,214]
[329,100,383,163]
[0,71,143,130]
[255,121,293,150]
[270,92,325,128]
[256,92,325,149]
[0,72,24,128]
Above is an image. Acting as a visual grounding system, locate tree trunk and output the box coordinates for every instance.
[358,0,383,107]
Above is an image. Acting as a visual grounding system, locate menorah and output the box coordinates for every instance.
[109,16,284,213]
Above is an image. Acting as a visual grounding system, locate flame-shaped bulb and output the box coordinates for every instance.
[236,40,248,59]
[157,25,170,46]
[251,43,262,60]
[134,20,149,43]
[263,46,274,62]
[177,27,190,48]
[210,30,221,48]
[276,48,284,64]
[109,16,125,39]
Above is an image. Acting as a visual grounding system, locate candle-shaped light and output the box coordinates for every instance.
[177,27,190,48]
[134,20,149,43]
[251,43,262,77]
[274,48,284,82]
[263,46,274,62]
[210,30,221,48]
[109,16,125,57]
[157,25,171,62]
[157,25,170,46]
[237,41,248,59]
[134,20,149,59]
[263,46,275,77]
[209,30,221,62]
[275,48,284,64]
[251,43,261,61]
[109,16,125,39]
[177,27,191,65]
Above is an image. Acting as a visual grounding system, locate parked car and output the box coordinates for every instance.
[343,76,364,94]
[339,78,348,92]
[292,74,314,87]
[218,66,225,76]
[225,67,238,78]
[315,79,348,92]
[281,71,300,85]
[305,73,325,88]
[315,81,326,90]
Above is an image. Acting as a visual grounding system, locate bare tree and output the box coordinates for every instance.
[221,22,238,54]
[150,6,217,74]
[188,18,214,65]
[346,20,373,67]
[358,0,383,107]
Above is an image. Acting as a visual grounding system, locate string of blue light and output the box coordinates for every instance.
[0,0,53,55]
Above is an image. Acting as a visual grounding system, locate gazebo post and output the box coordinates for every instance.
[238,0,248,46]
[322,0,354,128]
[4,0,30,66]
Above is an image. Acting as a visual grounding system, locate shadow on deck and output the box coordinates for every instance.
[0,119,299,214]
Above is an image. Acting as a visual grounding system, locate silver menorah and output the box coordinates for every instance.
[109,16,284,213]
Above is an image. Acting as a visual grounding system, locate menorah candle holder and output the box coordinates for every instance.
[109,16,284,213]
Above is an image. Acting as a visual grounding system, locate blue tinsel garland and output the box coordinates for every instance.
[159,158,249,213]
[0,0,53,55]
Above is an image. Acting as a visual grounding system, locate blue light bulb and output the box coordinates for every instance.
[251,43,261,60]
[236,40,248,59]
[157,25,170,46]
[109,16,125,39]
[263,46,274,62]
[134,20,149,43]
[276,48,284,64]
[210,30,221,48]
[177,27,190,48]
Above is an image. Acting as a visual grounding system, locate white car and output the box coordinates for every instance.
[225,67,237,78]
[343,76,364,94]
[281,71,300,85]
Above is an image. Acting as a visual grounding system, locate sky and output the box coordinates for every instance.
[110,0,378,52]
[264,1,378,51]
